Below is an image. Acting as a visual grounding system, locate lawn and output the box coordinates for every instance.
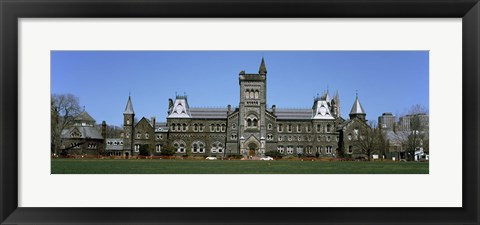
[51,159,429,174]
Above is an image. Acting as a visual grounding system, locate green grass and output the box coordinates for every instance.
[51,159,429,174]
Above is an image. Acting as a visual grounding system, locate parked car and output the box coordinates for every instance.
[260,156,274,161]
[205,156,217,160]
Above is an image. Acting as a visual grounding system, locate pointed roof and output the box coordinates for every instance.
[124,96,135,114]
[259,57,267,74]
[75,110,95,122]
[349,95,366,115]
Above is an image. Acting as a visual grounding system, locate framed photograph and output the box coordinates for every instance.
[1,0,479,224]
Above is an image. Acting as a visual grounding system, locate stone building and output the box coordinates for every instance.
[116,58,369,158]
[60,110,106,156]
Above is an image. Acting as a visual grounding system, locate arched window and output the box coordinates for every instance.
[232,123,237,129]
[254,90,259,99]
[221,124,226,132]
[216,124,220,132]
[250,91,254,99]
[327,124,331,132]
[247,119,252,127]
[252,119,258,127]
[145,133,149,139]
[348,133,352,140]
[245,90,250,99]
[172,123,176,131]
[192,143,198,153]
[348,145,353,153]
[194,123,198,132]
[183,123,187,131]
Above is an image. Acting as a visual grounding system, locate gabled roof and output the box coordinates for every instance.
[75,111,95,122]
[61,126,103,139]
[124,96,135,114]
[349,95,366,115]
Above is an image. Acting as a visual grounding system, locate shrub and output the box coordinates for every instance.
[139,144,150,156]
[160,145,176,156]
[265,151,283,159]
[227,154,243,159]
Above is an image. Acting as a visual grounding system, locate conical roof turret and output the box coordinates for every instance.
[349,95,365,115]
[124,95,135,114]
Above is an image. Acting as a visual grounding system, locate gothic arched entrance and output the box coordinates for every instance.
[248,143,258,156]
[125,152,129,159]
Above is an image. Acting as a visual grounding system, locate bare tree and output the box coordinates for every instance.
[354,121,386,160]
[51,93,81,155]
[396,104,429,160]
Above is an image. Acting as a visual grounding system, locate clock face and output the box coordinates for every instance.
[319,106,327,116]
[176,105,184,114]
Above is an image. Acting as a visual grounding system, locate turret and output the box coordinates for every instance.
[349,94,366,121]
[259,57,267,75]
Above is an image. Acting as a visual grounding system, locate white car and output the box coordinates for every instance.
[260,156,274,161]
[205,156,217,160]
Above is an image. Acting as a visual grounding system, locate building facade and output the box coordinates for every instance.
[111,58,369,158]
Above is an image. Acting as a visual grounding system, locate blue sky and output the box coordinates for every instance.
[51,51,429,126]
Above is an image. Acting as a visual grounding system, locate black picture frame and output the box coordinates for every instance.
[1,0,479,224]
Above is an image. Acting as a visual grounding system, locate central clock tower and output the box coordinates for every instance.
[238,58,268,156]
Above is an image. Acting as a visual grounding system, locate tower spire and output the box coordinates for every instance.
[349,94,366,120]
[124,95,135,115]
[259,57,267,74]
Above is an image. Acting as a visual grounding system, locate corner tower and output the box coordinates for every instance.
[238,58,268,156]
[123,95,135,157]
[349,94,366,121]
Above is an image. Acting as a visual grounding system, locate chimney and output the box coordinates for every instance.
[227,104,231,114]
[151,116,156,128]
[101,121,107,156]
[272,105,276,115]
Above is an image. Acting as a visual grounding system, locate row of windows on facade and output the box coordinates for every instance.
[170,123,226,132]
[229,134,339,142]
[121,133,164,140]
[277,124,335,133]
[245,89,260,99]
[69,142,97,149]
[277,145,334,155]
[132,142,225,154]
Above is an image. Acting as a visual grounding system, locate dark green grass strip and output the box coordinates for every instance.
[51,159,429,174]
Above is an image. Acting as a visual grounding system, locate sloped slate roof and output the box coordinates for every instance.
[275,108,313,120]
[350,96,366,115]
[189,108,228,119]
[61,126,103,139]
[124,96,135,114]
[75,111,96,122]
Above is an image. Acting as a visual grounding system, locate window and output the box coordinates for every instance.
[278,124,283,132]
[194,123,198,132]
[252,119,258,127]
[183,123,187,131]
[70,131,81,138]
[326,146,333,154]
[210,124,214,132]
[199,124,204,132]
[296,146,304,154]
[287,124,292,132]
[316,146,322,154]
[354,129,359,140]
[348,145,353,153]
[211,142,223,153]
[267,134,273,140]
[145,133,149,139]
[71,142,80,149]
[326,136,330,142]
[231,134,237,140]
[306,125,311,132]
[277,146,284,154]
[286,146,294,154]
[348,133,352,140]
[316,124,321,132]
[268,123,272,130]
[87,143,97,149]
[156,144,162,153]
[327,124,332,132]
[254,90,259,99]
[306,146,313,154]
[136,132,141,138]
[126,119,130,125]
[216,124,220,132]
[174,142,185,153]
[288,136,292,141]
[278,136,283,141]
[232,123,237,129]
[134,144,140,152]
[126,133,129,138]
[191,142,205,153]
[297,125,301,133]
[221,124,226,132]
[297,136,302,141]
